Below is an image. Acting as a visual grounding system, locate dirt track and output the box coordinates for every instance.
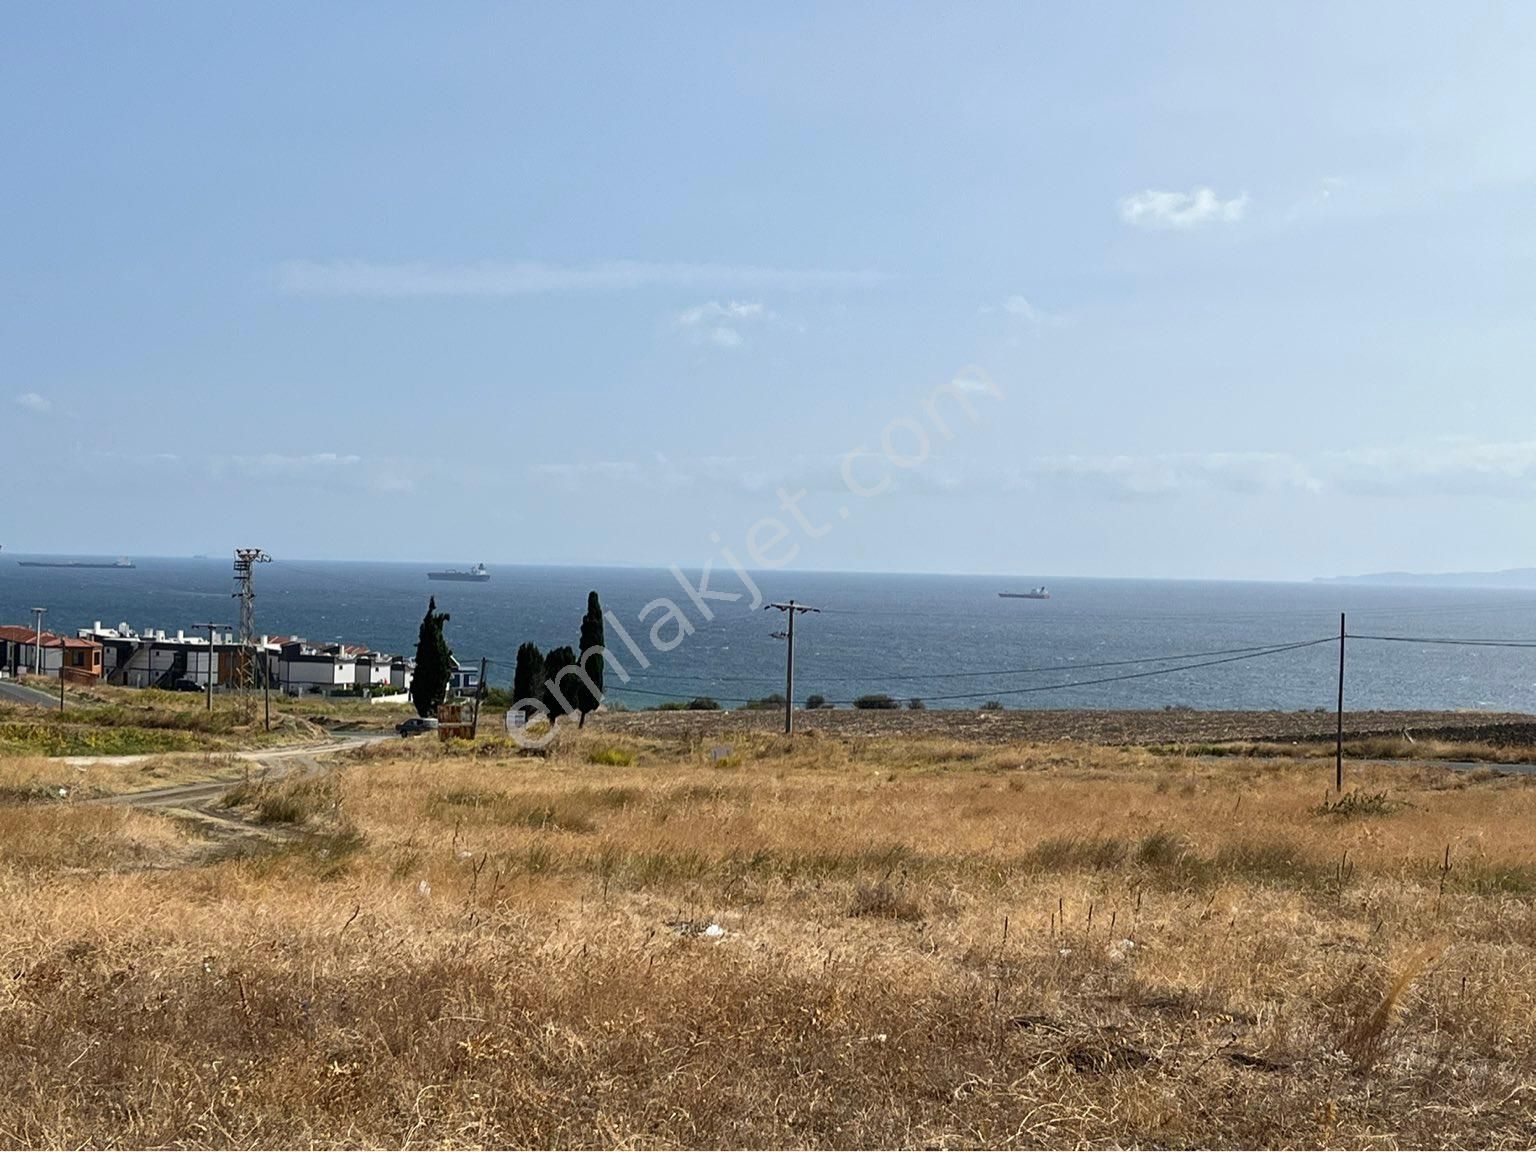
[594,707,1536,747]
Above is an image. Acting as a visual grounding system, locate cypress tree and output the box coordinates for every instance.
[575,590,605,727]
[512,641,545,716]
[409,596,452,718]
[540,645,578,722]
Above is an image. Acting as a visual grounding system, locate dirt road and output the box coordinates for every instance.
[77,733,394,812]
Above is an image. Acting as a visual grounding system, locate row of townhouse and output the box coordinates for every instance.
[0,621,415,697]
[0,626,104,684]
[0,619,483,701]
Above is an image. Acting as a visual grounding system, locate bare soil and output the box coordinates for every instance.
[596,706,1536,747]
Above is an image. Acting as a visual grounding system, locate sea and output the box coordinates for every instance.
[3,556,1536,714]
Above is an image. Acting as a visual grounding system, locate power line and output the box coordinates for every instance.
[850,637,1336,705]
[572,636,1335,707]
[488,637,1347,687]
[1346,633,1536,649]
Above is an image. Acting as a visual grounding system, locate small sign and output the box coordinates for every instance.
[709,745,733,763]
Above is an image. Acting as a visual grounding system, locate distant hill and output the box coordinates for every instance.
[1315,568,1536,589]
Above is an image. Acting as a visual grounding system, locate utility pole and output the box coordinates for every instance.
[263,650,272,732]
[1335,612,1346,793]
[59,656,65,711]
[765,600,820,735]
[31,607,46,676]
[470,655,488,739]
[192,622,229,712]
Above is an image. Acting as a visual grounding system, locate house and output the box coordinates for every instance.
[0,626,102,683]
[77,622,258,690]
[389,656,414,692]
[448,657,481,696]
[274,638,357,694]
[0,625,36,676]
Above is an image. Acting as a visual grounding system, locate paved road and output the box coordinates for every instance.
[0,678,59,708]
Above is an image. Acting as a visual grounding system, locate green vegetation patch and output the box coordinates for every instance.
[0,722,210,757]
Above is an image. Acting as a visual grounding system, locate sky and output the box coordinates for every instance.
[3,2,1534,580]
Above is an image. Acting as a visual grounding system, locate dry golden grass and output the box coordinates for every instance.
[4,723,1536,1147]
[0,751,249,801]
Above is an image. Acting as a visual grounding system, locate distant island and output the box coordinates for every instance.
[1316,568,1536,589]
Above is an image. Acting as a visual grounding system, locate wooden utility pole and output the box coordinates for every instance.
[192,622,229,712]
[58,657,65,711]
[765,600,821,735]
[1335,612,1346,792]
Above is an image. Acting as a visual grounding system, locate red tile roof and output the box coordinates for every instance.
[0,626,100,649]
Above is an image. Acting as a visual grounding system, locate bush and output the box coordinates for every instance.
[805,694,827,710]
[979,700,1004,711]
[907,697,926,710]
[653,696,721,712]
[587,745,636,767]
[745,693,786,711]
[1315,789,1401,818]
[853,694,899,710]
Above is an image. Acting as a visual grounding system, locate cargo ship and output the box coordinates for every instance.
[998,587,1050,600]
[427,563,490,582]
[18,557,136,569]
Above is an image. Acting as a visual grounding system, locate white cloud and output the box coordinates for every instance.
[1010,438,1536,501]
[1012,451,1322,499]
[278,260,882,298]
[209,451,418,494]
[220,452,364,477]
[677,300,767,326]
[981,295,1069,333]
[13,392,51,414]
[1002,295,1039,323]
[527,438,1536,505]
[1118,187,1249,229]
[675,299,776,350]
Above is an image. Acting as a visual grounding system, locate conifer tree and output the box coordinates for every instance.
[512,641,545,716]
[409,596,452,718]
[575,590,605,727]
[540,645,578,722]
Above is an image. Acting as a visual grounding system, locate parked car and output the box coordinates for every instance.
[171,678,203,693]
[397,716,439,737]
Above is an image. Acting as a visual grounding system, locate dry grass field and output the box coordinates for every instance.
[4,715,1536,1147]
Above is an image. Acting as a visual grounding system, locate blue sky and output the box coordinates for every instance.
[3,2,1534,579]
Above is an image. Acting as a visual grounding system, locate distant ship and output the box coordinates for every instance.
[999,586,1050,600]
[19,557,136,570]
[428,563,490,582]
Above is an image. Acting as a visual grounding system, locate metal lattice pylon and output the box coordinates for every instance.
[232,548,272,693]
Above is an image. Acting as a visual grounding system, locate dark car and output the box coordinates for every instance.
[397,716,439,737]
[171,678,203,693]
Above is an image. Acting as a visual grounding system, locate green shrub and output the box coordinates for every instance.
[853,694,899,710]
[587,745,636,767]
[1314,789,1402,818]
